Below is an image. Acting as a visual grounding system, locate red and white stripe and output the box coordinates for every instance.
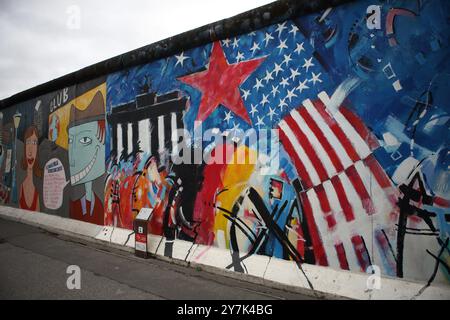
[278,91,397,272]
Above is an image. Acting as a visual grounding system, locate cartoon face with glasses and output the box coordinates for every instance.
[67,91,105,224]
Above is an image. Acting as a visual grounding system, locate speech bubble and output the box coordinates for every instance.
[43,158,70,210]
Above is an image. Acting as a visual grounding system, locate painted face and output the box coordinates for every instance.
[49,114,60,142]
[25,133,38,169]
[68,121,105,186]
[146,158,161,184]
[269,178,283,200]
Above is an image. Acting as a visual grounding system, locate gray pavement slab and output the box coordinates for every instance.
[0,217,317,300]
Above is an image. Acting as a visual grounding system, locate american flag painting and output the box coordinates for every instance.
[278,91,398,273]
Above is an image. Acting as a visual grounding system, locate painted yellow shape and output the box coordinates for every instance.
[214,145,257,248]
[50,83,106,150]
[287,218,300,261]
[50,104,71,150]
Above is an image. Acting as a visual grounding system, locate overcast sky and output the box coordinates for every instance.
[0,0,274,100]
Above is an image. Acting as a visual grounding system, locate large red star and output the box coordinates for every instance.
[178,41,265,125]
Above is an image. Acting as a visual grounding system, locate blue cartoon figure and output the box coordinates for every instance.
[68,91,106,225]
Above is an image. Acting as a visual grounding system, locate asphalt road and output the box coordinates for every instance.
[0,217,317,300]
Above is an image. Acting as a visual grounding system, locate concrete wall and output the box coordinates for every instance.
[0,0,449,290]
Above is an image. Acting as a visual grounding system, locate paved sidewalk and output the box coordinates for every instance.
[0,217,317,300]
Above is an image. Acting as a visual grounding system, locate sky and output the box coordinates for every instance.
[0,0,274,100]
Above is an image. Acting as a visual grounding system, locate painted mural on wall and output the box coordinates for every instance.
[0,0,449,286]
[104,0,450,285]
[0,79,106,223]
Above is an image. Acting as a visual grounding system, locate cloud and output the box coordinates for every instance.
[0,0,273,100]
